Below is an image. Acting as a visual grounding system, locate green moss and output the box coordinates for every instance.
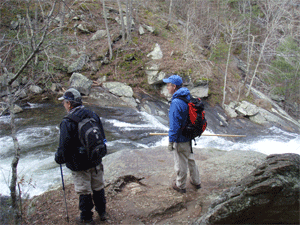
[233,44,242,55]
[80,3,89,11]
[241,93,254,103]
[145,10,153,17]
[234,73,241,80]
[132,37,139,45]
[153,28,160,36]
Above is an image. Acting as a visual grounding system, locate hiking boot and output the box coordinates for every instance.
[75,217,95,225]
[172,181,186,193]
[190,180,201,189]
[99,212,107,221]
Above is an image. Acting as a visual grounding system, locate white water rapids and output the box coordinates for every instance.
[0,104,299,197]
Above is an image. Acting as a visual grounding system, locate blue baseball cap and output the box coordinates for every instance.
[163,75,183,86]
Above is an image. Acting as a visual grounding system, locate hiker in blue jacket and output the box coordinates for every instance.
[55,88,107,224]
[163,75,201,193]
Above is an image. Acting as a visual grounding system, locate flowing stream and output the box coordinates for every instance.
[0,102,299,197]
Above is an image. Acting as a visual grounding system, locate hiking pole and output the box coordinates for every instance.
[149,133,246,137]
[60,164,70,223]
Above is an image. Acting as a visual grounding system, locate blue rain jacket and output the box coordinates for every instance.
[168,87,191,143]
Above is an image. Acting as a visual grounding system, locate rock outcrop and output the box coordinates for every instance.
[102,81,133,98]
[69,72,93,96]
[90,30,107,41]
[225,98,300,132]
[190,85,209,98]
[67,54,88,73]
[147,43,163,60]
[29,85,43,94]
[101,147,266,224]
[196,153,300,224]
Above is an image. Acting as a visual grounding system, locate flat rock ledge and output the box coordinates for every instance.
[101,147,266,224]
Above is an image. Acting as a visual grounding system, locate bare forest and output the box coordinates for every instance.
[1,0,299,113]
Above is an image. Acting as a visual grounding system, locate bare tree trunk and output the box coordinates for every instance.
[222,29,233,108]
[134,0,140,26]
[166,0,173,29]
[185,11,190,53]
[126,0,131,42]
[102,0,113,60]
[34,1,38,65]
[246,33,269,96]
[117,0,126,44]
[60,0,65,34]
[8,84,21,224]
[3,4,57,223]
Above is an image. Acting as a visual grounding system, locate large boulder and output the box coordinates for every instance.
[196,153,300,224]
[102,82,133,98]
[139,25,145,35]
[144,24,155,33]
[69,72,93,96]
[0,103,23,115]
[88,87,132,108]
[160,84,171,99]
[224,104,238,118]
[146,64,165,85]
[225,100,296,130]
[76,24,90,33]
[145,64,159,84]
[29,85,43,94]
[15,89,27,99]
[147,43,163,60]
[190,85,209,98]
[250,107,288,125]
[235,101,259,116]
[90,30,107,41]
[67,54,88,73]
[115,16,134,27]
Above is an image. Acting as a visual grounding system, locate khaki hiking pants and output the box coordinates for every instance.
[173,141,201,189]
[72,164,105,195]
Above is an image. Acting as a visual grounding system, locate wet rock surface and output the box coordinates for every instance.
[196,153,300,224]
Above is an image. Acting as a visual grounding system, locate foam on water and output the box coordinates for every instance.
[0,153,65,197]
[0,115,11,124]
[25,102,45,109]
[196,127,300,155]
[0,126,59,155]
[105,111,169,131]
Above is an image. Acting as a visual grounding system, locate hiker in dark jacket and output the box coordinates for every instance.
[55,88,107,224]
[163,75,201,193]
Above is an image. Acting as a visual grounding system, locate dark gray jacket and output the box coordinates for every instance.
[55,106,106,171]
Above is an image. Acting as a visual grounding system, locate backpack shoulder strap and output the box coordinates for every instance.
[65,113,82,123]
[176,96,189,104]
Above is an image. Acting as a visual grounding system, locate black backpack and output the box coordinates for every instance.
[177,96,207,142]
[67,114,107,160]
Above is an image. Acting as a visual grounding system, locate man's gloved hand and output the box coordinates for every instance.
[168,142,175,151]
[55,152,65,164]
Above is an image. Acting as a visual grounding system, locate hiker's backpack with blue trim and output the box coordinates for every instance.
[178,95,207,141]
[67,114,107,160]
